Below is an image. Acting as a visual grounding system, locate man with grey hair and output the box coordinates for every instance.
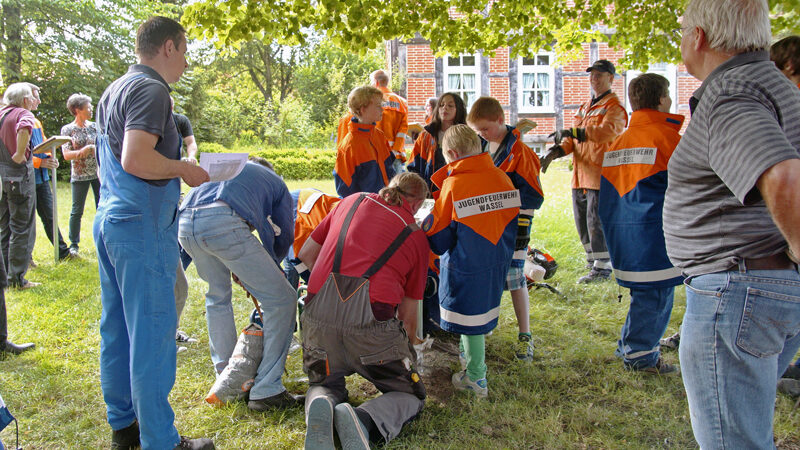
[664,0,800,447]
[0,83,40,289]
[0,83,37,355]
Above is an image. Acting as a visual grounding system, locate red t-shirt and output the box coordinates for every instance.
[0,106,35,158]
[307,193,429,320]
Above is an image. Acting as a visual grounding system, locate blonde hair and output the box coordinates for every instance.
[442,124,481,162]
[347,85,383,117]
[467,96,505,123]
[379,172,429,206]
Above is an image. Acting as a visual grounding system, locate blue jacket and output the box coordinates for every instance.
[423,152,519,335]
[599,109,684,289]
[334,118,396,198]
[180,162,293,266]
[483,126,544,214]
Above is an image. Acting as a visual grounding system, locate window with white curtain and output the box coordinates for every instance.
[518,53,555,113]
[443,54,481,109]
[624,63,678,114]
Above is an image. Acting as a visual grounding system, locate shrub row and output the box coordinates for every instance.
[198,142,335,180]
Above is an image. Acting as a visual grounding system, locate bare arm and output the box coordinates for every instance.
[183,135,198,162]
[757,158,800,258]
[398,296,422,345]
[122,129,209,187]
[297,236,323,272]
[12,129,31,164]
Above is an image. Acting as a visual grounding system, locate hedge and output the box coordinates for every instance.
[198,142,335,180]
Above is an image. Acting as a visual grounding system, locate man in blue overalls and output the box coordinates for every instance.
[93,16,212,450]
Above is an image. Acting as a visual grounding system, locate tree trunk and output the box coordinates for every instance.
[1,0,23,84]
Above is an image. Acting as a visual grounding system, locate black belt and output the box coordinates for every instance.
[737,252,796,271]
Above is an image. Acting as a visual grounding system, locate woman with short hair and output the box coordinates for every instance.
[60,93,99,254]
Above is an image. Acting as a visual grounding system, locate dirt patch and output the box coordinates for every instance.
[418,338,460,404]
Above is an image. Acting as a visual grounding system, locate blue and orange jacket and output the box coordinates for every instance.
[484,125,544,214]
[334,118,396,198]
[422,152,519,335]
[598,109,684,289]
[30,118,51,183]
[407,124,447,194]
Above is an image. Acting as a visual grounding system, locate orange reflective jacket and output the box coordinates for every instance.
[561,92,628,190]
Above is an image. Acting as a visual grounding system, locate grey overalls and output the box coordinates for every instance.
[301,193,426,442]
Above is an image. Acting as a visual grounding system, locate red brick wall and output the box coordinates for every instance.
[563,75,590,106]
[489,47,509,72]
[407,77,435,110]
[490,78,510,105]
[562,44,591,72]
[407,45,435,73]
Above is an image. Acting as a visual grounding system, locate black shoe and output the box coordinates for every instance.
[577,268,612,283]
[248,390,304,411]
[625,357,680,376]
[174,436,215,450]
[782,364,800,380]
[111,421,140,449]
[1,340,35,355]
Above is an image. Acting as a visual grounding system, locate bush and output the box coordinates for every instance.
[195,143,335,180]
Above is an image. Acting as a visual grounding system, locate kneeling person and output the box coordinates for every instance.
[598,74,683,374]
[298,173,429,449]
[178,157,301,410]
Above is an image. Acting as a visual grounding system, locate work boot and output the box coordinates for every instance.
[174,436,215,450]
[111,420,140,449]
[625,357,680,376]
[248,390,304,411]
[778,378,800,398]
[577,268,612,283]
[0,340,35,355]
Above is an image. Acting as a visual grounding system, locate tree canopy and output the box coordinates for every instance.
[184,0,800,69]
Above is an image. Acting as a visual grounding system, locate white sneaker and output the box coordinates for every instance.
[177,345,187,354]
[451,370,488,398]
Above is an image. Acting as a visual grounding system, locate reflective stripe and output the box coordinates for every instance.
[519,208,535,216]
[589,251,610,260]
[613,267,682,283]
[387,140,395,146]
[298,192,324,214]
[439,305,500,327]
[593,259,612,269]
[396,132,408,139]
[623,347,659,359]
[294,262,308,274]
[512,249,527,260]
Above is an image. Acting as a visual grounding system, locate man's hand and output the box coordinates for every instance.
[540,145,565,173]
[40,157,59,169]
[548,128,586,144]
[180,163,209,187]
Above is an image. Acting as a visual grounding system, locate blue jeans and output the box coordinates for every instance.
[35,181,70,258]
[680,267,800,449]
[618,286,674,368]
[69,178,100,248]
[178,205,296,400]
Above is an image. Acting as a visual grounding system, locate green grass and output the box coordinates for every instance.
[1,162,798,449]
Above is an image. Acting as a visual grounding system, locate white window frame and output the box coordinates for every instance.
[443,53,481,110]
[624,63,678,114]
[518,53,555,113]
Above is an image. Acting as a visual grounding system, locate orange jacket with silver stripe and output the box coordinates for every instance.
[560,92,628,190]
[376,86,409,162]
[293,189,341,256]
[334,118,396,198]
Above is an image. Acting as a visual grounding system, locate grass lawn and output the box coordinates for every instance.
[1,162,798,449]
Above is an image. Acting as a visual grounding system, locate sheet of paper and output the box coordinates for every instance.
[200,152,248,182]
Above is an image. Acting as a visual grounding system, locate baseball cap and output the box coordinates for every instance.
[586,59,616,75]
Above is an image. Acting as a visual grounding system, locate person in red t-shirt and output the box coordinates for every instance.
[298,172,429,449]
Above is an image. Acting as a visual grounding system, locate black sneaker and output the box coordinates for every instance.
[782,364,800,380]
[248,390,304,411]
[111,421,140,449]
[626,357,680,376]
[659,331,680,351]
[174,436,215,450]
[577,268,612,283]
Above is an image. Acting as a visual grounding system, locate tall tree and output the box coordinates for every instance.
[184,0,800,70]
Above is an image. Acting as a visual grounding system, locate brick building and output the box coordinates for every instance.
[386,37,701,152]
